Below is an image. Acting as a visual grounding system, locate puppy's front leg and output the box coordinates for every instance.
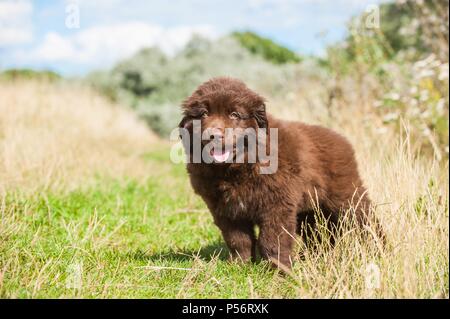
[258,211,296,269]
[214,216,256,262]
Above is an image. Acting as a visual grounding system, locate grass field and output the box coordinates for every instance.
[0,81,448,298]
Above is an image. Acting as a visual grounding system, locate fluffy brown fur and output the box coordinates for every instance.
[179,77,383,269]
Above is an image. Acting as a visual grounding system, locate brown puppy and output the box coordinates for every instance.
[179,77,383,269]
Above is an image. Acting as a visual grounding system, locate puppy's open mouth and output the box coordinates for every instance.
[210,148,230,163]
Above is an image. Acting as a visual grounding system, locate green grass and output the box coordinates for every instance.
[1,146,448,298]
[0,148,300,298]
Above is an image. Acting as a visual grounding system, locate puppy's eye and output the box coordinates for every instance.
[229,112,240,120]
[201,111,209,118]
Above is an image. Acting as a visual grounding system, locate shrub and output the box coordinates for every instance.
[232,31,301,65]
[323,0,449,157]
[87,35,301,137]
[1,69,61,81]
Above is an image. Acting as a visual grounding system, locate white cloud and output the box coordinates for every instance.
[0,0,33,46]
[17,22,217,68]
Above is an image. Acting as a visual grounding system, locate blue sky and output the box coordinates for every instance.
[0,0,387,75]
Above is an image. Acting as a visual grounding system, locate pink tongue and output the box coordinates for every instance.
[212,149,230,162]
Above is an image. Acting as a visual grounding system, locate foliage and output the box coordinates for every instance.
[1,68,61,81]
[87,36,301,137]
[232,31,301,64]
[332,0,449,70]
[324,0,449,157]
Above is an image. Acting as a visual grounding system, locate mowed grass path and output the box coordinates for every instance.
[1,148,298,298]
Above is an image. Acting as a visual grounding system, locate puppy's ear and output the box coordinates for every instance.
[178,115,192,154]
[178,115,191,141]
[254,103,268,128]
[178,115,188,129]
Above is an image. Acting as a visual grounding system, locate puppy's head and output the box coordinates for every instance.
[179,77,267,164]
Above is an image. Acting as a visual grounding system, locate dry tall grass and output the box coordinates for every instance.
[0,80,158,194]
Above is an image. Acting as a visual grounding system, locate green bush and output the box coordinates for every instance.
[1,69,61,81]
[87,35,302,137]
[232,31,301,64]
[324,0,449,156]
[327,0,449,73]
